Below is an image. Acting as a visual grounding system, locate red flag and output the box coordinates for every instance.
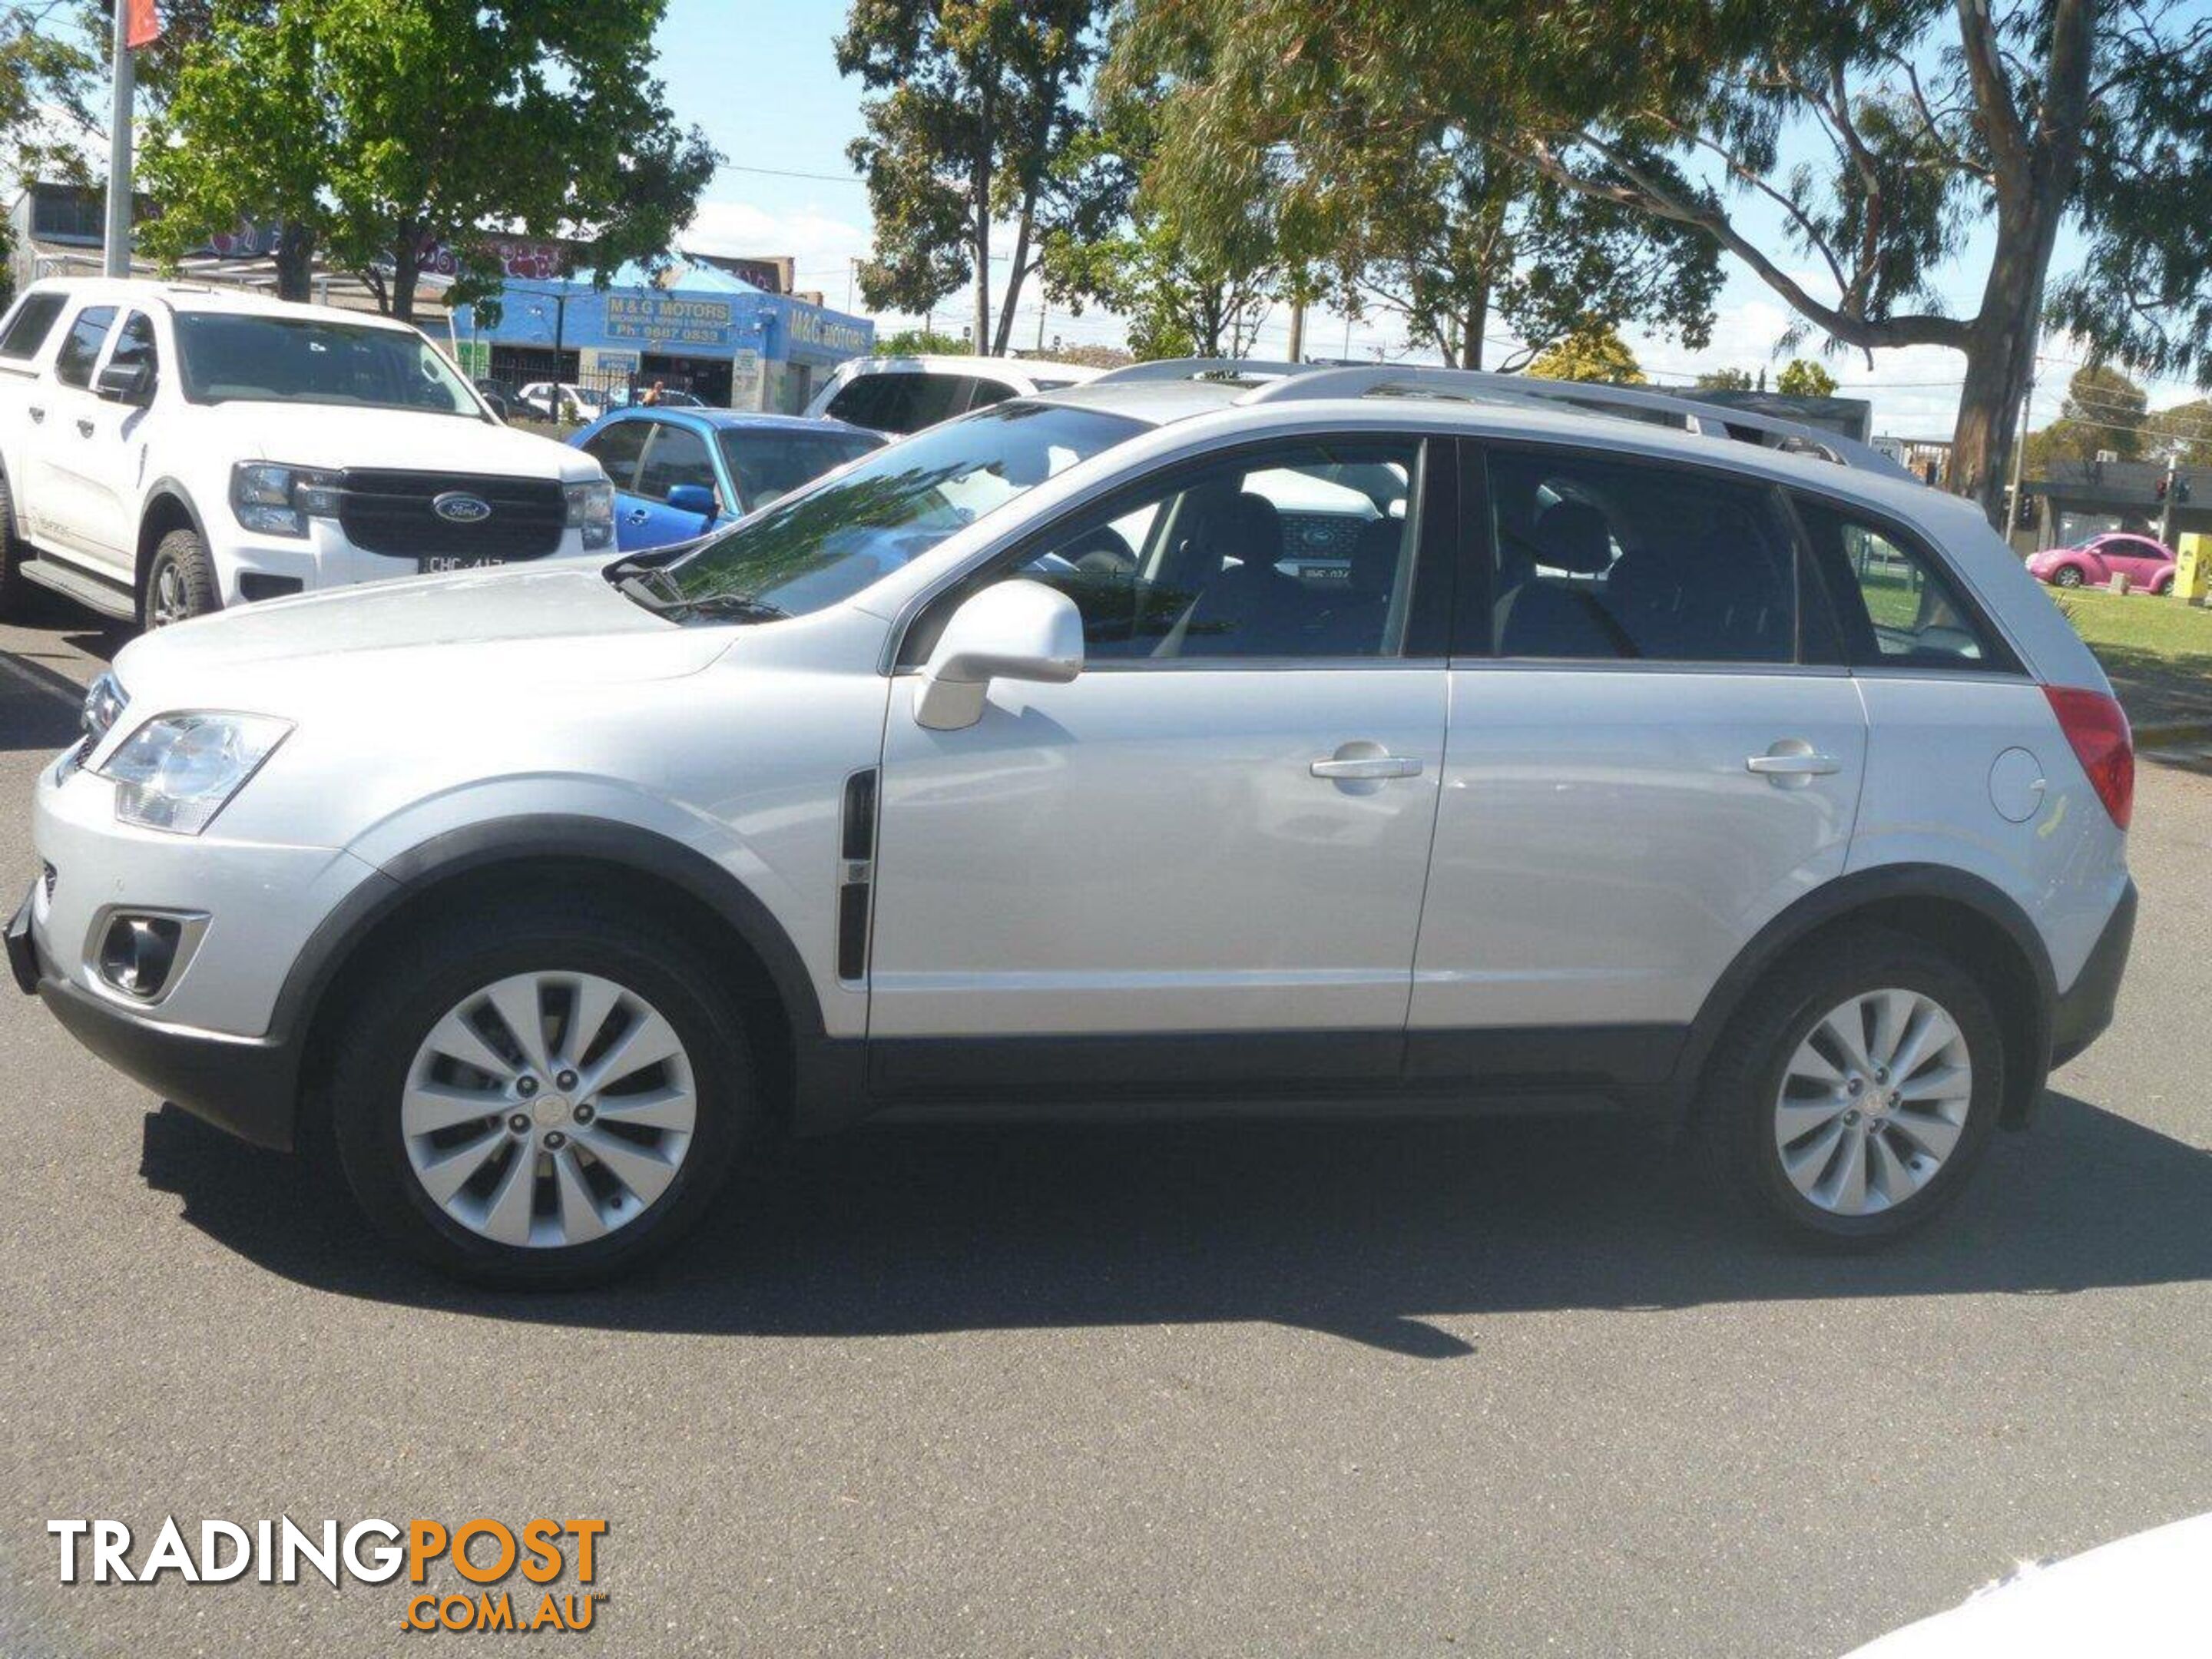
[126,0,161,49]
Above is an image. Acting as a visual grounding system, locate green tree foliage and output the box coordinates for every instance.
[139,0,718,318]
[1113,0,2212,524]
[1777,358,1839,398]
[2145,400,2212,469]
[2023,364,2147,473]
[839,0,1099,356]
[1694,367,1753,391]
[873,327,972,356]
[1038,78,1283,360]
[1526,326,1644,385]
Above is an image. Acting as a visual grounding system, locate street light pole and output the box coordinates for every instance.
[2002,366,2035,548]
[102,2,135,277]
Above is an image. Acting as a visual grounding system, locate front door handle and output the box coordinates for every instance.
[624,508,651,525]
[75,419,94,438]
[1311,754,1423,780]
[27,406,44,423]
[1747,749,1841,778]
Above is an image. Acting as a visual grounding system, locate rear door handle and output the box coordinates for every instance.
[1311,755,1423,780]
[1747,750,1841,777]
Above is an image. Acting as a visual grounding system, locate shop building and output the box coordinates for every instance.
[452,258,872,412]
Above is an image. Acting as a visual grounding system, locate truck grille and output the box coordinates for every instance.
[336,470,566,560]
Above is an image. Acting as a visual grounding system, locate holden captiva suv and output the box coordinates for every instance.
[8,360,2136,1285]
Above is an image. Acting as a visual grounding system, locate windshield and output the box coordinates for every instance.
[649,401,1144,619]
[173,313,485,417]
[718,429,882,511]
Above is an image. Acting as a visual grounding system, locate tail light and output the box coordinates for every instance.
[2044,685,2134,830]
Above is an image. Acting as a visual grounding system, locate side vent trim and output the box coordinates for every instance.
[836,768,877,982]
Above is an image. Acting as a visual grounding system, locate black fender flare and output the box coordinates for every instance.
[1675,862,2056,1121]
[265,816,836,1151]
[137,481,213,583]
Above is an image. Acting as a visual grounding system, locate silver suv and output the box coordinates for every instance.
[8,360,2137,1285]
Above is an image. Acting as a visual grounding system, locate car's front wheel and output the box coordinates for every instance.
[1698,929,2002,1245]
[328,895,753,1286]
[2051,565,2085,588]
[143,528,219,629]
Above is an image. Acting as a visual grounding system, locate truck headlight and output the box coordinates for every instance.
[232,462,342,537]
[565,479,615,550]
[97,713,292,834]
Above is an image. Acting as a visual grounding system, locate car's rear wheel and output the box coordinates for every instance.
[2051,565,2085,588]
[143,528,219,629]
[1698,929,2002,1245]
[328,896,753,1286]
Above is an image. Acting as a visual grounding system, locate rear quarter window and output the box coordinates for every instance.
[0,291,68,361]
[1795,495,2009,672]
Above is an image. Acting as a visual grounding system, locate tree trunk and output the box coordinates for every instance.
[388,225,422,324]
[972,78,993,355]
[1950,211,2059,525]
[273,223,315,304]
[992,188,1036,356]
[1462,280,1489,371]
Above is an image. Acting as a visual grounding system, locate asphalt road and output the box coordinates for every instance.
[2,607,2208,1658]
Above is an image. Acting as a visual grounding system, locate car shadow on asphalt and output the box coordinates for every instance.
[138,1089,2212,1359]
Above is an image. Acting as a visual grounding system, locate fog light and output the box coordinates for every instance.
[98,915,184,1001]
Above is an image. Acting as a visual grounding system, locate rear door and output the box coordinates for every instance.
[1409,443,1868,1094]
[25,302,118,562]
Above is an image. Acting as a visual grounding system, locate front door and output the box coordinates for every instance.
[1409,442,1868,1091]
[867,432,1455,1097]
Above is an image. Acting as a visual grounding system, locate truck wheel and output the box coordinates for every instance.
[143,528,219,629]
[0,470,25,621]
[1697,928,2003,1247]
[328,893,755,1287]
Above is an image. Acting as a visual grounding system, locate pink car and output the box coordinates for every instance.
[2028,531,2177,594]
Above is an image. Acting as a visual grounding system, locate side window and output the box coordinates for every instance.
[956,437,1426,662]
[53,306,117,389]
[0,291,68,361]
[581,419,652,491]
[902,374,969,431]
[108,311,158,381]
[1796,497,1997,671]
[634,423,718,502]
[1485,448,1798,664]
[827,373,921,432]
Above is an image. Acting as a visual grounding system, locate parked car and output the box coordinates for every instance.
[517,382,607,425]
[8,359,2135,1286]
[471,376,525,422]
[569,407,882,551]
[608,386,707,410]
[803,354,1101,435]
[0,280,614,630]
[2026,531,2177,593]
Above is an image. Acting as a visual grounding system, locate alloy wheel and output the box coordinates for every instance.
[400,970,698,1248]
[1772,987,1972,1217]
[148,558,190,628]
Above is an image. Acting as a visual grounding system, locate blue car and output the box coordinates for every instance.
[568,408,885,552]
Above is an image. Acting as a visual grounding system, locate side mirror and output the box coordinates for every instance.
[666,482,718,520]
[915,578,1083,730]
[94,360,153,406]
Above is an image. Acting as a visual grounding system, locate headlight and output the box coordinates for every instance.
[565,479,614,550]
[81,671,126,744]
[96,713,292,834]
[232,462,343,538]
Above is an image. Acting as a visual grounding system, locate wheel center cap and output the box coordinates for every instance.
[531,1094,572,1128]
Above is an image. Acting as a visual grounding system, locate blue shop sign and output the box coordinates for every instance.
[603,293,738,351]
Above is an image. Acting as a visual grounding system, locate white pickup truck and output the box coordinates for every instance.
[0,278,615,629]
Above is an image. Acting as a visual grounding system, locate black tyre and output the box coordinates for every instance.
[142,527,219,629]
[1697,928,2004,1247]
[328,894,755,1287]
[2051,565,2085,588]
